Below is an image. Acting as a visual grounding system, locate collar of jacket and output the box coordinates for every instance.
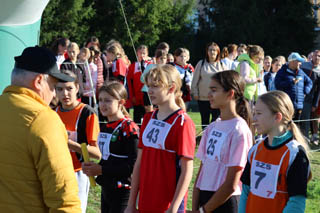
[3,85,48,107]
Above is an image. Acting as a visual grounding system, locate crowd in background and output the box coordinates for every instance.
[52,36,320,145]
[47,36,315,212]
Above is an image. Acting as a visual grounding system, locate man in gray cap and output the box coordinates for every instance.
[0,46,81,212]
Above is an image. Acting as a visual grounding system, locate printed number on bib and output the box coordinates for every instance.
[98,132,112,160]
[206,129,226,161]
[250,159,279,199]
[146,128,160,143]
[142,118,178,151]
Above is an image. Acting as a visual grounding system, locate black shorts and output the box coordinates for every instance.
[143,92,152,106]
[199,190,239,213]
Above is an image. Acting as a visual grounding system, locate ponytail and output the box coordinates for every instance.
[175,90,186,112]
[211,70,251,127]
[289,122,309,153]
[221,47,228,59]
[120,105,130,118]
[258,91,310,154]
[236,97,252,129]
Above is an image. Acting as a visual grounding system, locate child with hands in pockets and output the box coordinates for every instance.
[125,64,196,213]
[192,70,253,213]
[82,81,139,213]
[239,90,311,213]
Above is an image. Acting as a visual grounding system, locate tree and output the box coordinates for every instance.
[87,0,195,59]
[39,0,196,61]
[197,0,317,57]
[40,0,95,47]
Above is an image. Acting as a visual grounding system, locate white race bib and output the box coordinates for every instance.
[98,120,126,160]
[206,128,227,161]
[250,159,279,199]
[142,119,172,150]
[250,149,289,199]
[142,113,181,152]
[98,132,112,160]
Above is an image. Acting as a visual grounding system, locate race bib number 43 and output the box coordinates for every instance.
[142,119,172,150]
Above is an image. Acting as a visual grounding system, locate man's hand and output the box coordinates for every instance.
[293,78,300,84]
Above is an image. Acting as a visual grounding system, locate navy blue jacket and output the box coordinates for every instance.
[300,61,320,107]
[275,64,313,110]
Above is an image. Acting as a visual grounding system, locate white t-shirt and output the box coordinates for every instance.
[221,57,237,70]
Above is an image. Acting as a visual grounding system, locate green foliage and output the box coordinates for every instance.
[39,0,195,59]
[40,0,95,47]
[197,0,317,58]
[87,0,195,58]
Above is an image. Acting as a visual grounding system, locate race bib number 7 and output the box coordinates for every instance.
[250,160,279,199]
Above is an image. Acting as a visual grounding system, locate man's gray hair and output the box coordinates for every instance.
[11,67,48,86]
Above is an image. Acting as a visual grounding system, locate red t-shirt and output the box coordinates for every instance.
[138,109,196,212]
[127,61,152,106]
[112,58,127,79]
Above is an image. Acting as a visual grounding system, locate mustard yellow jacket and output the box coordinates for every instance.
[0,86,81,212]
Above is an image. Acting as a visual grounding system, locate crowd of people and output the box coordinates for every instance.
[0,35,315,213]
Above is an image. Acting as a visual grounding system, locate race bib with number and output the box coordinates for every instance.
[205,128,227,161]
[98,132,112,160]
[142,119,172,150]
[142,113,182,152]
[250,159,280,199]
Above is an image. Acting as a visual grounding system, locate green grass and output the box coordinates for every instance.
[87,111,320,212]
[306,150,320,213]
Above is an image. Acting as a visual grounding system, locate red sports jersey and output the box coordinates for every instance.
[112,58,127,80]
[138,109,196,212]
[127,61,152,106]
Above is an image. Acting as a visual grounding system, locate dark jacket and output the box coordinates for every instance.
[275,64,313,110]
[300,61,320,107]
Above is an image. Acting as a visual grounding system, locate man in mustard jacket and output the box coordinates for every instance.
[0,46,81,212]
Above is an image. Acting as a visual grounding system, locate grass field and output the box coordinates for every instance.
[86,111,320,212]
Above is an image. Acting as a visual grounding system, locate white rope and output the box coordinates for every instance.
[119,0,139,64]
[99,117,320,125]
[293,118,320,122]
[118,0,153,105]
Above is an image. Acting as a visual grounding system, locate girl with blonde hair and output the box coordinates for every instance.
[239,90,311,213]
[125,64,196,212]
[106,44,128,84]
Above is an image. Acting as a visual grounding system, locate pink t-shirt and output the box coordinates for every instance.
[196,117,252,195]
